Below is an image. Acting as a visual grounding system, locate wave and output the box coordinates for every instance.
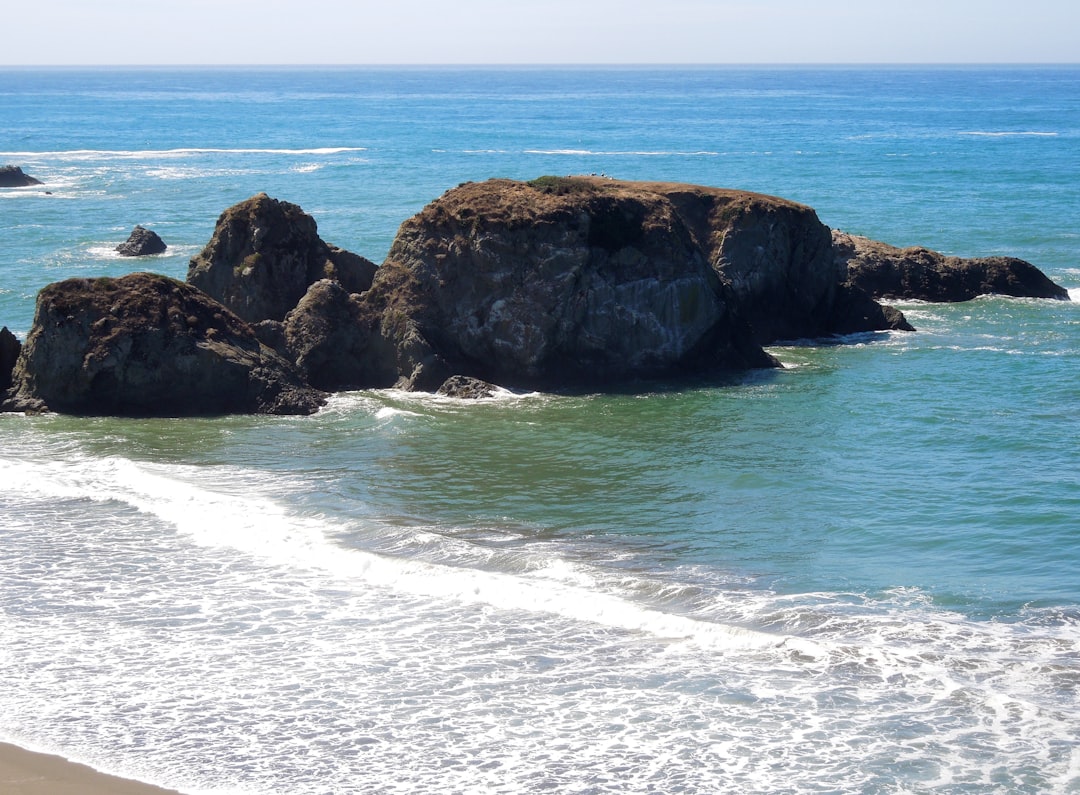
[0,147,367,160]
[524,148,721,156]
[958,131,1059,137]
[0,453,794,655]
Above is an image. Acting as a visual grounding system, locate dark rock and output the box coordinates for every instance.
[1,326,21,395]
[2,272,325,416]
[252,319,288,355]
[284,279,394,391]
[361,177,908,391]
[0,165,42,187]
[834,230,1069,302]
[187,193,378,323]
[827,283,915,336]
[436,375,499,399]
[116,225,167,256]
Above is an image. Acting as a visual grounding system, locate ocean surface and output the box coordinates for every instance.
[1,66,1079,794]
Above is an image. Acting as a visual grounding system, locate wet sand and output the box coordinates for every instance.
[0,742,185,795]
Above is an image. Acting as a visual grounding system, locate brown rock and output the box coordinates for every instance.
[283,279,394,391]
[187,193,377,323]
[3,273,325,416]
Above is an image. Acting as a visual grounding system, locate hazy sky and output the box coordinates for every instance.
[4,0,1078,65]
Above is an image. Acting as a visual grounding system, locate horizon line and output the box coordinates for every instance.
[2,61,1079,69]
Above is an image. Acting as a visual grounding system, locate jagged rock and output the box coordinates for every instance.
[2,272,325,416]
[834,230,1069,302]
[284,279,393,391]
[116,225,167,256]
[0,165,42,187]
[361,177,906,391]
[1,327,21,394]
[187,193,378,323]
[436,375,499,399]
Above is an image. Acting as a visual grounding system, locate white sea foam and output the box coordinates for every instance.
[1069,287,1080,302]
[2,448,1078,794]
[0,454,787,653]
[0,147,367,161]
[523,148,721,156]
[958,131,1059,137]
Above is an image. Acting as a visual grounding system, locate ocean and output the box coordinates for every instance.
[1,66,1079,794]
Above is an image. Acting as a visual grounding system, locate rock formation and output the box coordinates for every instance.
[2,273,324,416]
[283,279,393,391]
[0,327,21,394]
[187,193,377,323]
[0,165,42,187]
[833,231,1069,302]
[116,225,168,256]
[359,177,906,390]
[10,177,1067,416]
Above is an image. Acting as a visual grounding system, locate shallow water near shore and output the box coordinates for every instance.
[2,66,1079,794]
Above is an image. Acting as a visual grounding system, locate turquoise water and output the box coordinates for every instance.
[1,67,1079,794]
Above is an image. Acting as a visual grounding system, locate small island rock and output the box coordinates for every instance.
[116,225,168,256]
[0,165,43,187]
[3,272,325,416]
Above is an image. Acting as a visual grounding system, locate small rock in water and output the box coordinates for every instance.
[116,225,168,256]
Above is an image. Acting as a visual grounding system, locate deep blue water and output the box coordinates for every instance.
[1,66,1079,794]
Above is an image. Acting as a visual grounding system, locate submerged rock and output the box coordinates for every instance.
[834,230,1069,302]
[116,225,167,256]
[187,193,377,323]
[361,177,906,391]
[0,165,42,187]
[3,272,325,416]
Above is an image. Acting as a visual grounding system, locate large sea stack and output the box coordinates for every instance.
[2,273,325,416]
[359,177,907,391]
[187,193,377,323]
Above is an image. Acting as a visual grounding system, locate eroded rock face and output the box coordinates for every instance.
[3,273,325,416]
[284,279,394,391]
[362,177,905,390]
[834,231,1069,302]
[366,178,780,390]
[0,165,42,187]
[187,193,377,323]
[116,225,167,256]
[0,326,21,394]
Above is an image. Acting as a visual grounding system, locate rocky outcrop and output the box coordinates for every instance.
[359,177,906,390]
[3,273,325,416]
[436,375,499,399]
[187,193,377,323]
[834,231,1069,302]
[116,225,167,256]
[0,165,42,187]
[283,279,393,391]
[0,327,21,394]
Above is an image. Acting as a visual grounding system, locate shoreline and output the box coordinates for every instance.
[0,742,185,795]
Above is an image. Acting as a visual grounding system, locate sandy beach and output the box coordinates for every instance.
[0,742,185,795]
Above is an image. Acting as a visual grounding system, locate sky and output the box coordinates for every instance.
[3,0,1078,65]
